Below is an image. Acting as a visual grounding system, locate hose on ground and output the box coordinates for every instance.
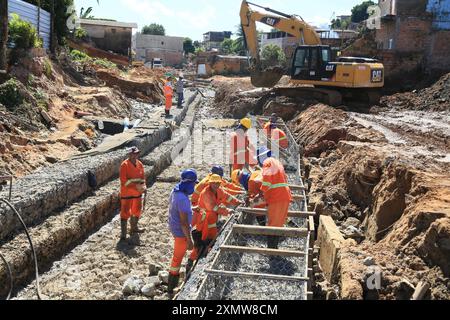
[0,251,13,300]
[0,198,42,300]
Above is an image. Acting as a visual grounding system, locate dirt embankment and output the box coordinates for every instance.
[0,54,164,177]
[380,72,450,112]
[290,104,450,300]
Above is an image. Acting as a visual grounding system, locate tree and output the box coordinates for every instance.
[0,0,8,71]
[193,40,201,48]
[351,1,375,23]
[261,44,286,68]
[221,38,234,54]
[183,37,195,55]
[79,7,94,19]
[142,23,165,36]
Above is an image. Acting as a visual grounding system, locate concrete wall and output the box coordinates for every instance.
[81,24,133,56]
[135,33,184,65]
[260,36,298,60]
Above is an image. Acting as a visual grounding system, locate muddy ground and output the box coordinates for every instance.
[211,75,450,300]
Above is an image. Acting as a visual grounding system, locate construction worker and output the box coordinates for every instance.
[164,79,174,118]
[232,169,266,226]
[230,118,256,173]
[187,169,243,273]
[119,147,146,241]
[256,147,292,249]
[198,174,243,254]
[168,169,198,295]
[176,74,184,109]
[264,114,289,150]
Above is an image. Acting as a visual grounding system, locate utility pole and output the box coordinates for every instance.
[0,0,8,72]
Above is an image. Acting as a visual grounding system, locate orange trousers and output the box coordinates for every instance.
[165,94,173,111]
[267,201,290,227]
[170,237,188,276]
[120,197,142,220]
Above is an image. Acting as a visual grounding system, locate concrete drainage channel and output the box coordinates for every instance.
[177,117,316,300]
[0,89,202,298]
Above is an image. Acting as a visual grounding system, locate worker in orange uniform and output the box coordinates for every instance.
[198,174,243,254]
[186,167,244,274]
[167,169,198,295]
[264,114,289,151]
[119,146,146,241]
[164,79,174,118]
[230,118,256,173]
[256,147,292,249]
[232,169,266,226]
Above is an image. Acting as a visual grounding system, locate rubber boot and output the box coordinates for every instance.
[165,110,170,118]
[185,259,194,278]
[267,236,279,249]
[120,219,128,241]
[167,273,180,295]
[130,216,145,234]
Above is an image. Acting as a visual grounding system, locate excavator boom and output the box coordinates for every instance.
[240,0,321,87]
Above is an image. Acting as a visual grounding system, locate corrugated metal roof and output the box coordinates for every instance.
[80,19,138,29]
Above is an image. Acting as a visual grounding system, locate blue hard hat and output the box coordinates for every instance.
[211,166,224,177]
[181,169,198,183]
[256,147,272,165]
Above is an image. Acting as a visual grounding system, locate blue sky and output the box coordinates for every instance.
[74,0,364,40]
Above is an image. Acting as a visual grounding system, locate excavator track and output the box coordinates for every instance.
[274,87,343,107]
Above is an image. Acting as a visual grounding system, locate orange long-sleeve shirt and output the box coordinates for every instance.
[120,159,145,198]
[260,158,292,204]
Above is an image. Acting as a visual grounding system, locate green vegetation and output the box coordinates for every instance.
[70,49,91,62]
[261,44,286,67]
[43,58,52,78]
[75,27,88,39]
[8,13,42,49]
[351,1,376,23]
[93,58,117,69]
[183,37,195,55]
[0,78,24,111]
[142,23,165,36]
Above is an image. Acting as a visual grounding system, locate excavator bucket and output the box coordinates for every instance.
[250,66,285,88]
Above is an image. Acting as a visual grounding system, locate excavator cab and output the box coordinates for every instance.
[291,45,334,81]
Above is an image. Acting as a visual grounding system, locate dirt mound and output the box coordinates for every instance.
[381,72,450,111]
[289,103,450,299]
[0,54,133,176]
[96,67,165,103]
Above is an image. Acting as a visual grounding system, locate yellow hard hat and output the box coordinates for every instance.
[209,174,222,184]
[231,170,241,185]
[240,118,252,130]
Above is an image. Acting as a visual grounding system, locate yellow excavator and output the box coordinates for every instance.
[240,0,384,105]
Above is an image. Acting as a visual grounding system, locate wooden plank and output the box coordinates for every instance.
[220,245,307,257]
[240,207,315,218]
[290,184,306,190]
[205,269,309,282]
[232,224,308,238]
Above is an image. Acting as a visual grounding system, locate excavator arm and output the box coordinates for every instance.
[240,0,321,87]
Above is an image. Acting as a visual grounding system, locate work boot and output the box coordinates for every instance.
[165,110,171,118]
[267,236,279,249]
[120,219,128,241]
[167,273,180,295]
[185,259,194,278]
[130,216,145,234]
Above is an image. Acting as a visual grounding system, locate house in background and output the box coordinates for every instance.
[203,31,232,51]
[260,31,298,61]
[79,19,137,57]
[133,33,184,67]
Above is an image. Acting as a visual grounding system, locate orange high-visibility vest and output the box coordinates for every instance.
[230,131,256,168]
[260,158,292,204]
[164,83,173,97]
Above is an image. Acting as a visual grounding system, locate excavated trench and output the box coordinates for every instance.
[0,90,202,299]
[177,117,314,301]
